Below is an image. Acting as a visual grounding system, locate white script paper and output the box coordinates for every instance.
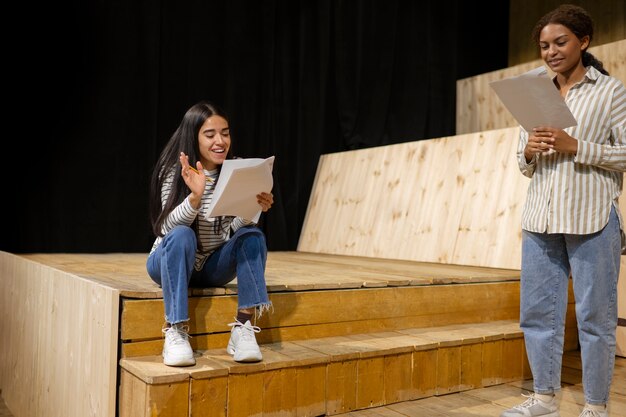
[205,156,275,223]
[489,66,577,132]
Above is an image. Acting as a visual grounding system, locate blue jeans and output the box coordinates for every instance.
[146,225,271,324]
[520,206,620,405]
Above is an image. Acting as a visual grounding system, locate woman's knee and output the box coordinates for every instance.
[231,228,266,255]
[165,225,197,253]
[239,228,266,246]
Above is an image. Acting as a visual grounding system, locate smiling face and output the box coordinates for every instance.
[539,23,588,76]
[197,115,230,170]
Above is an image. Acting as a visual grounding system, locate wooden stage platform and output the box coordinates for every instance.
[1,250,578,417]
[21,251,523,296]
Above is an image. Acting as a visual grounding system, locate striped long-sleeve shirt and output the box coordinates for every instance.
[517,66,626,235]
[150,168,254,270]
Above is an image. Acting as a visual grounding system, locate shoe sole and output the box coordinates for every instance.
[163,354,196,367]
[228,343,263,361]
[501,412,560,417]
[163,359,196,366]
[231,346,262,362]
[234,352,263,362]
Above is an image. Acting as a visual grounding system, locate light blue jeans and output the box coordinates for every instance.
[520,206,620,405]
[146,225,271,324]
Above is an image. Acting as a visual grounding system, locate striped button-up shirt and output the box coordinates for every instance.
[150,168,254,271]
[517,66,626,235]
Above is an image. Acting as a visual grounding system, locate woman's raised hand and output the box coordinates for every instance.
[179,152,206,207]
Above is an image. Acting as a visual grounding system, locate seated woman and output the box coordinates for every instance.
[147,100,274,366]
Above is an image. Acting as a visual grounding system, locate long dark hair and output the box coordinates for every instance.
[531,4,609,75]
[149,100,233,238]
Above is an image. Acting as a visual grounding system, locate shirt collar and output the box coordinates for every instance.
[551,65,600,89]
[583,65,601,82]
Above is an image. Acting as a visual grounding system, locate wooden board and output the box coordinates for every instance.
[456,39,626,135]
[298,127,530,270]
[345,351,626,416]
[121,282,522,343]
[8,252,577,359]
[0,251,119,417]
[20,252,521,297]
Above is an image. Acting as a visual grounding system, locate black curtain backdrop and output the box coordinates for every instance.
[4,0,508,254]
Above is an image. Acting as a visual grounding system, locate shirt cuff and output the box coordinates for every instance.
[575,140,604,165]
[519,153,537,171]
[183,196,200,215]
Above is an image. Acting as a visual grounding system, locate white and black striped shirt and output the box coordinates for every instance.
[518,66,626,235]
[150,168,254,270]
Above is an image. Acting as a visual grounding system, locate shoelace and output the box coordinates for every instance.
[513,393,541,411]
[228,319,261,341]
[579,408,606,417]
[162,324,192,345]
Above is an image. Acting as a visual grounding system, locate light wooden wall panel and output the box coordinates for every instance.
[298,127,529,270]
[456,39,626,135]
[0,251,119,417]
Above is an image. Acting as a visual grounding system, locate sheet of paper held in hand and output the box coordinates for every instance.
[489,66,577,132]
[205,156,275,223]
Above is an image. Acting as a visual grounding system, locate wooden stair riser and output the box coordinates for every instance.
[119,337,527,417]
[120,282,578,358]
[122,283,523,340]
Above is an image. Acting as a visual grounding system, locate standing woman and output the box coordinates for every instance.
[501,5,626,417]
[147,100,274,366]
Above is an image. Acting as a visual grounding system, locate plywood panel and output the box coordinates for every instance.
[436,346,461,395]
[21,253,161,298]
[263,368,298,417]
[0,251,119,417]
[190,376,228,417]
[145,381,189,417]
[326,360,358,415]
[459,343,482,391]
[383,353,414,403]
[482,340,503,387]
[227,372,264,417]
[501,338,525,383]
[345,354,626,416]
[298,127,529,270]
[121,281,521,342]
[119,369,148,417]
[295,364,326,417]
[21,252,520,309]
[412,349,437,399]
[457,39,626,135]
[356,357,385,410]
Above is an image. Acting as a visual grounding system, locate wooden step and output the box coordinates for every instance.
[118,320,530,417]
[120,279,531,358]
[340,351,626,417]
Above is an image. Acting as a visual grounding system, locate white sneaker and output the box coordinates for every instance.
[579,405,608,417]
[162,323,195,366]
[500,393,559,417]
[227,319,262,362]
